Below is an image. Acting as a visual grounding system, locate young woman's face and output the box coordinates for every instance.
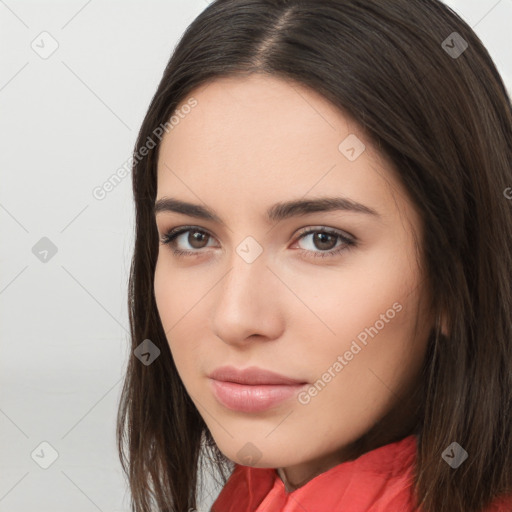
[154,73,434,486]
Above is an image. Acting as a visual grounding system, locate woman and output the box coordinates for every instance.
[116,1,512,511]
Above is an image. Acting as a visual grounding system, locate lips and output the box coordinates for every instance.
[208,365,308,412]
[208,365,307,386]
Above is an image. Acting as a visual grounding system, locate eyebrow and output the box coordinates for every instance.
[154,196,380,224]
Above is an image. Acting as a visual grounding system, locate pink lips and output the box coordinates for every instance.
[208,365,307,412]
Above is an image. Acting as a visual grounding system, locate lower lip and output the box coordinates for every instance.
[209,378,307,412]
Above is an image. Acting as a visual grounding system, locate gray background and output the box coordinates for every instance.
[1,1,511,510]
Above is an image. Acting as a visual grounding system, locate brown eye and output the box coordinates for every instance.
[310,232,338,251]
[187,230,210,249]
[295,227,356,259]
[160,227,215,256]
[160,225,357,260]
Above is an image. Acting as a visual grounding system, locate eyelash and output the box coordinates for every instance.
[159,225,356,259]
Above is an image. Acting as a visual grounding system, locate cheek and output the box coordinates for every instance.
[290,249,424,382]
[294,296,426,442]
[307,285,426,413]
[288,260,411,345]
[153,257,198,327]
[153,258,206,371]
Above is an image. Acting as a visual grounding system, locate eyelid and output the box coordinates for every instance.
[161,224,355,242]
[159,224,357,260]
[295,225,355,241]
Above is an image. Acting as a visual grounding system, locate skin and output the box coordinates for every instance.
[153,73,437,491]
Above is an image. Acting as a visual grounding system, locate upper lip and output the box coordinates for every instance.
[209,365,307,385]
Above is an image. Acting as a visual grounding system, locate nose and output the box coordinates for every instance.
[211,253,284,347]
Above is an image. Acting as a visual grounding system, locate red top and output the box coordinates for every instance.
[211,434,512,512]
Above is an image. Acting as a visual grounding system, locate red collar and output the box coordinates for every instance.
[212,435,419,512]
[211,433,512,511]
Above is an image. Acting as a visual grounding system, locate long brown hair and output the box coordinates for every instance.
[116,1,512,510]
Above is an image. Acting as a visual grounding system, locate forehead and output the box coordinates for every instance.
[155,74,408,226]
[159,73,364,170]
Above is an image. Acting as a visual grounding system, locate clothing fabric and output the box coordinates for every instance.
[211,434,512,512]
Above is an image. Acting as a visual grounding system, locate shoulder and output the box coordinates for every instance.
[484,492,512,512]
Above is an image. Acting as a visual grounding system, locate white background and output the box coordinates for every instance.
[1,1,511,511]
